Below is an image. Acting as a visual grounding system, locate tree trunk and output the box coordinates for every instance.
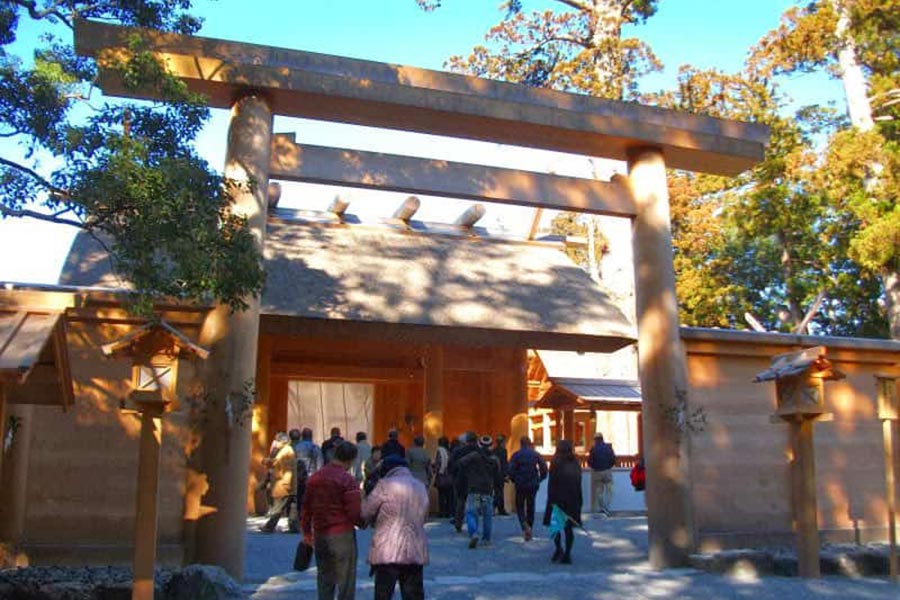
[831,0,900,339]
[832,0,875,131]
[587,0,624,100]
[886,270,900,340]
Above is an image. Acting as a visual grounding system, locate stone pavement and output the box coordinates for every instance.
[243,514,897,599]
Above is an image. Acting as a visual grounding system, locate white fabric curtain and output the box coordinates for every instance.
[287,381,374,443]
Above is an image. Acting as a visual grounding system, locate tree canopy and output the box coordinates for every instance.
[436,0,897,338]
[0,1,265,313]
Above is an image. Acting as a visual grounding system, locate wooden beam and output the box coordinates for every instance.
[74,20,768,176]
[271,139,636,217]
[527,208,544,241]
[260,315,634,354]
[328,196,350,219]
[52,320,74,410]
[270,362,422,382]
[393,196,420,223]
[454,204,485,229]
[0,313,27,359]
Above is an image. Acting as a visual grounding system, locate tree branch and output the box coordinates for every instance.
[0,203,84,227]
[12,0,73,28]
[554,0,592,13]
[0,156,70,200]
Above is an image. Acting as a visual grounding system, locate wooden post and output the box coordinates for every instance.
[424,345,444,454]
[563,408,576,443]
[0,404,33,543]
[132,400,166,600]
[508,349,530,457]
[877,376,899,584]
[757,351,841,580]
[250,335,274,515]
[0,385,6,488]
[790,417,820,578]
[194,92,273,579]
[884,419,899,584]
[628,146,694,568]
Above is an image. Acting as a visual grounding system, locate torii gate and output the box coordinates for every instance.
[74,20,768,578]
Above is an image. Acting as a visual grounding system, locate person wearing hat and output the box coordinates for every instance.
[587,432,616,516]
[362,454,430,599]
[458,434,502,548]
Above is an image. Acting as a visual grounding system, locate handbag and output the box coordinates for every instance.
[293,539,314,571]
[435,471,453,488]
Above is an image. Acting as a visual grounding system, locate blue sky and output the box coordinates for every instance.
[0,0,843,285]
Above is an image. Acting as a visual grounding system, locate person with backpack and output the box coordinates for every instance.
[322,426,345,464]
[458,435,501,549]
[587,432,616,517]
[507,436,547,541]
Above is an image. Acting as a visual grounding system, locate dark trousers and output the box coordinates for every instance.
[373,564,424,600]
[315,530,357,600]
[553,523,574,558]
[493,482,507,513]
[514,486,538,529]
[453,488,467,529]
[437,484,454,518]
[263,495,298,532]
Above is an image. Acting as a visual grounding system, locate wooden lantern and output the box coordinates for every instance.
[101,319,208,600]
[755,346,844,579]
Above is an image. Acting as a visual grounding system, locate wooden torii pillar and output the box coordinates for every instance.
[755,346,843,579]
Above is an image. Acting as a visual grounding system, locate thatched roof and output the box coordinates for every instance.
[59,220,635,347]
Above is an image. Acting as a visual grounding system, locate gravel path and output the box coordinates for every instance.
[243,514,897,599]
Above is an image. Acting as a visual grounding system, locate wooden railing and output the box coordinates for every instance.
[539,453,641,469]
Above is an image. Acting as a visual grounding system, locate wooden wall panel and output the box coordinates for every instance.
[373,382,423,448]
[685,337,900,550]
[20,320,192,564]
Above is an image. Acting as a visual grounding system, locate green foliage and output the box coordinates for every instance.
[549,212,607,271]
[444,0,661,100]
[654,59,888,337]
[0,1,264,313]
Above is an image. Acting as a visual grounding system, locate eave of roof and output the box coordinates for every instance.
[0,306,74,409]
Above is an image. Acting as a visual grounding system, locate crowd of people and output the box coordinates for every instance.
[257,426,643,599]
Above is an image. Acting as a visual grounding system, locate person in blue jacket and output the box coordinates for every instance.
[507,436,547,541]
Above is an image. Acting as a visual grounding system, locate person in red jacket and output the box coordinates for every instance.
[302,441,361,600]
[630,457,646,492]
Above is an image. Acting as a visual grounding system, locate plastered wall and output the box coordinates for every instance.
[684,330,900,551]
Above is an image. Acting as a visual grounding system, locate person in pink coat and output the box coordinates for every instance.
[361,455,429,600]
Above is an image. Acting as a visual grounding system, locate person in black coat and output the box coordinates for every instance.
[507,436,547,541]
[543,439,582,564]
[449,432,478,532]
[381,428,406,458]
[492,435,510,515]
